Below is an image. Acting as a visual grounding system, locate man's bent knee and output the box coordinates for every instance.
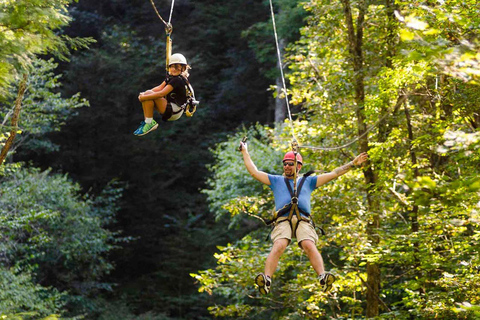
[272,238,289,253]
[299,239,317,252]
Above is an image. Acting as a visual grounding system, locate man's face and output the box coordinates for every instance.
[283,161,302,177]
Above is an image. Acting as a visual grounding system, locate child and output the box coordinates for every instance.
[133,53,192,136]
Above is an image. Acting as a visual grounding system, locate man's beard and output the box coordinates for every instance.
[284,171,295,177]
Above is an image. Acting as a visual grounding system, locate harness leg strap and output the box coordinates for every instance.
[162,104,173,121]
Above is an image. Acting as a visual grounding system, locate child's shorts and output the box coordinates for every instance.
[271,215,318,245]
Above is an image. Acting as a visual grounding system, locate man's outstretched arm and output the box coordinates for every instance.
[240,141,271,185]
[316,152,368,187]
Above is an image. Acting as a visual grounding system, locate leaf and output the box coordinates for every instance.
[400,29,416,41]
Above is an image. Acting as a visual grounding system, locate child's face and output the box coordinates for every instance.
[168,64,183,76]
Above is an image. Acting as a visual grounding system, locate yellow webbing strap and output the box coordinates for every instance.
[291,139,299,198]
[185,105,196,117]
[277,204,309,238]
[165,23,173,73]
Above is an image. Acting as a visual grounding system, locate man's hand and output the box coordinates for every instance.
[353,152,368,166]
[238,136,248,152]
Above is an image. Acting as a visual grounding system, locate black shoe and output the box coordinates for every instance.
[319,272,335,292]
[255,273,271,295]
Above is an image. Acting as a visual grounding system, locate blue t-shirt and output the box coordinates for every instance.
[268,174,318,217]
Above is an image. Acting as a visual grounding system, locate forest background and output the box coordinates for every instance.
[0,0,479,319]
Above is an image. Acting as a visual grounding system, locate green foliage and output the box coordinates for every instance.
[94,298,174,320]
[4,0,476,318]
[41,1,275,315]
[203,124,282,224]
[0,314,60,320]
[0,58,89,154]
[241,0,309,79]
[194,0,480,318]
[197,124,480,319]
[0,0,94,97]
[395,0,480,83]
[0,166,124,316]
[0,266,66,318]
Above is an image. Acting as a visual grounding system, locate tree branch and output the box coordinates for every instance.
[0,73,28,166]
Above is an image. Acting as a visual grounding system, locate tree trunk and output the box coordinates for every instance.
[403,101,430,300]
[0,73,28,166]
[341,0,380,317]
[378,0,399,140]
[275,38,287,124]
[384,0,397,69]
[275,75,287,123]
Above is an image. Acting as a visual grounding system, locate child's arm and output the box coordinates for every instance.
[139,84,173,101]
[140,81,166,95]
[151,81,167,92]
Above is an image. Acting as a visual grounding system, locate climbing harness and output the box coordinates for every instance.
[162,75,199,121]
[265,141,324,241]
[264,170,325,241]
[238,136,324,239]
[183,77,198,117]
[148,0,199,119]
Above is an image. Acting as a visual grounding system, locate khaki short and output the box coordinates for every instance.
[271,215,318,245]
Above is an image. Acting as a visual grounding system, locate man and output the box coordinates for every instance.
[239,140,368,294]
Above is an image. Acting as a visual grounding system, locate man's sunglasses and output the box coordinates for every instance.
[283,162,295,167]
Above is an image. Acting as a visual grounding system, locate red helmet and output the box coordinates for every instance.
[283,151,303,164]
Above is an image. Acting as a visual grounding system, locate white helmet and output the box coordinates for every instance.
[169,53,187,66]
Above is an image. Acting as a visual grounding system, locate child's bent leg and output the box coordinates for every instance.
[153,98,167,115]
[133,99,159,136]
[142,100,155,119]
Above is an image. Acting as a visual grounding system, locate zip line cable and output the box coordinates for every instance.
[268,1,404,153]
[149,0,175,27]
[268,0,298,144]
[268,0,302,196]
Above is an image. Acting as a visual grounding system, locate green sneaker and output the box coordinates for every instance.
[134,120,158,136]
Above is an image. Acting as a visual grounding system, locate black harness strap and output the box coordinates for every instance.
[162,104,173,121]
[265,171,325,240]
[162,75,196,122]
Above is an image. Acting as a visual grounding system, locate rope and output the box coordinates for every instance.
[299,121,375,151]
[299,95,407,151]
[268,0,297,144]
[149,0,175,27]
